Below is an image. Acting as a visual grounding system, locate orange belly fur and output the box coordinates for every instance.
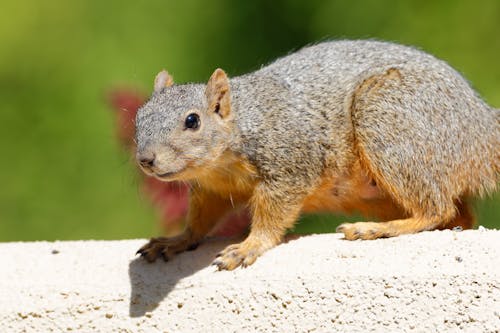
[302,161,407,221]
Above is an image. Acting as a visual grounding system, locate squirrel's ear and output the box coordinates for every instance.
[205,68,231,118]
[153,70,174,93]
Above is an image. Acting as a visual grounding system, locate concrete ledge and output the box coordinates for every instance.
[1,230,499,332]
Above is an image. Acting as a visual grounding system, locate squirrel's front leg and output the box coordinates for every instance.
[213,184,302,271]
[137,187,232,262]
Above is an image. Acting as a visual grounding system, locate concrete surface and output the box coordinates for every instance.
[0,229,499,332]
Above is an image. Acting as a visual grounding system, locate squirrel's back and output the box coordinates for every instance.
[234,40,442,101]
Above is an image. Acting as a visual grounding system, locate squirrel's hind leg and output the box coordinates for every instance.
[337,215,443,240]
[343,67,476,240]
[336,198,474,240]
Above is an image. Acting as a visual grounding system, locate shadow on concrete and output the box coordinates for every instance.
[128,237,234,317]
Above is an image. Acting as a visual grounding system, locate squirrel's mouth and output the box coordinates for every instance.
[156,171,179,180]
[153,161,196,181]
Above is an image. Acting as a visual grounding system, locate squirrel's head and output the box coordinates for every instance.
[135,68,235,181]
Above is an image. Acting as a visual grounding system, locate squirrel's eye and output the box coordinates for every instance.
[184,113,200,130]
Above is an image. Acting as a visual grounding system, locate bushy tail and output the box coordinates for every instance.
[468,107,500,198]
[495,108,500,176]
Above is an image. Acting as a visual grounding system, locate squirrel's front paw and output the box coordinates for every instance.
[136,235,199,263]
[212,238,268,271]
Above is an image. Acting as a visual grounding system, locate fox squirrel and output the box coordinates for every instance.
[135,40,499,270]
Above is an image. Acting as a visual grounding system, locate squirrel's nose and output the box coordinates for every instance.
[137,153,156,169]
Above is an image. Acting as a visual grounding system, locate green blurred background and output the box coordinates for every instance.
[1,0,498,241]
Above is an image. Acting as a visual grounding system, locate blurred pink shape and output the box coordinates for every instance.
[107,88,250,237]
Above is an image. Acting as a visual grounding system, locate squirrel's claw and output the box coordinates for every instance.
[186,242,200,251]
[212,240,264,271]
[337,222,390,240]
[136,235,197,263]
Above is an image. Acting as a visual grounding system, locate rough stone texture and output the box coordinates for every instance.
[0,230,499,332]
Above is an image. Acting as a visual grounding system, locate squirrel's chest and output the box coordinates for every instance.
[195,157,258,200]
